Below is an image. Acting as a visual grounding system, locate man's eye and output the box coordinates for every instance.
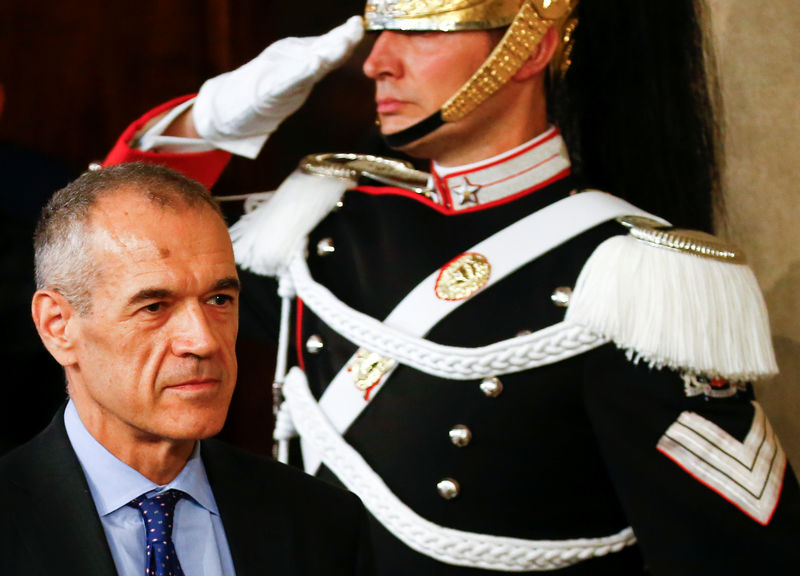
[144,302,163,313]
[208,294,234,306]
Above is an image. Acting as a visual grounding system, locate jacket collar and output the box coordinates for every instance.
[429,126,570,213]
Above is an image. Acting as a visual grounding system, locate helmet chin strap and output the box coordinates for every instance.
[381,111,445,149]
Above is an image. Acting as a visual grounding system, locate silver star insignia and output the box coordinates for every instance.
[451,180,481,206]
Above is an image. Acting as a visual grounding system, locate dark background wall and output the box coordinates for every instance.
[0,0,377,193]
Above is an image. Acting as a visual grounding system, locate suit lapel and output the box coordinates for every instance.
[202,439,293,576]
[8,407,117,575]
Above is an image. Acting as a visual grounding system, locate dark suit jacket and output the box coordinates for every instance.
[0,407,374,575]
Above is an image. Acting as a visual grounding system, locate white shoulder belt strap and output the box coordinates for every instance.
[360,190,663,338]
[290,191,662,468]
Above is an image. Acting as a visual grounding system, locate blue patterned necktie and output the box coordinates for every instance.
[129,489,186,576]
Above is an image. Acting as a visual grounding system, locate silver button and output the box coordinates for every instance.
[316,237,336,257]
[87,161,103,171]
[551,286,573,308]
[437,478,460,500]
[332,200,345,212]
[449,425,472,447]
[305,334,324,354]
[479,377,503,398]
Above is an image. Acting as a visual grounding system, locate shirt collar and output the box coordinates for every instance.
[63,400,219,517]
[430,126,570,213]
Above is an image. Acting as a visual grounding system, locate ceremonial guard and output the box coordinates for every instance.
[105,0,800,573]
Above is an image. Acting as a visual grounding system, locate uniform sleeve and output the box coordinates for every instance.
[103,95,232,190]
[582,344,800,574]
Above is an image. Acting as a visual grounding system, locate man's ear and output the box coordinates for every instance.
[31,290,79,367]
[513,25,560,81]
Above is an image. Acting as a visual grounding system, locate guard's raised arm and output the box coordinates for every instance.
[193,16,364,158]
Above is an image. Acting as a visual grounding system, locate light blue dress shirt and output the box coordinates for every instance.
[64,400,237,575]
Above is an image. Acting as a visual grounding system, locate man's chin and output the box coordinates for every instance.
[379,110,452,156]
[163,415,228,441]
[159,395,233,440]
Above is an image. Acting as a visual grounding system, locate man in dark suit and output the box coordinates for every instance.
[0,162,374,575]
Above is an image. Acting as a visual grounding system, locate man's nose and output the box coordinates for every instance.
[170,302,220,358]
[362,31,403,79]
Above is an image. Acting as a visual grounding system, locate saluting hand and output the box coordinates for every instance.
[193,16,364,157]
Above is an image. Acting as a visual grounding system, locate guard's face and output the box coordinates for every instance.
[363,30,495,137]
[67,191,239,448]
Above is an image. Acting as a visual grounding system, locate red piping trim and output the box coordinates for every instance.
[453,168,571,215]
[352,167,570,216]
[471,152,560,188]
[431,164,452,207]
[353,185,452,213]
[441,129,559,179]
[657,445,784,526]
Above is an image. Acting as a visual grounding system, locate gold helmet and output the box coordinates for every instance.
[364,0,526,31]
[363,0,579,145]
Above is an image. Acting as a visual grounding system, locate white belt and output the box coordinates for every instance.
[283,367,637,572]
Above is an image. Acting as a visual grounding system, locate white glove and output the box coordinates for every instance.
[193,16,364,158]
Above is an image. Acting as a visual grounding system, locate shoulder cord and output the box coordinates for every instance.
[289,254,607,380]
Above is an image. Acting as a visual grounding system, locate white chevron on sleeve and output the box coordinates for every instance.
[657,401,786,525]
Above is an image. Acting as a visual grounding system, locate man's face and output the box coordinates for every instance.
[362,30,496,140]
[66,190,239,448]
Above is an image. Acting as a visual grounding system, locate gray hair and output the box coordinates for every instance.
[34,162,223,315]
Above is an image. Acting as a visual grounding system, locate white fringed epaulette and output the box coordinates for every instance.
[565,216,778,382]
[229,153,431,276]
[229,169,356,276]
